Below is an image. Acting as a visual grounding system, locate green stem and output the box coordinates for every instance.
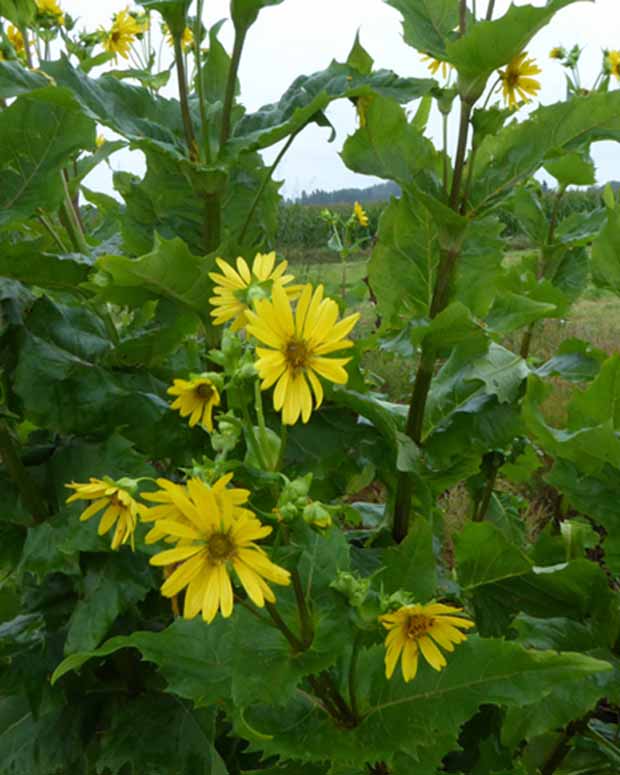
[193,0,211,163]
[540,715,593,775]
[0,420,49,523]
[239,127,301,244]
[276,422,288,471]
[19,26,34,68]
[265,601,304,651]
[449,99,473,209]
[485,0,496,21]
[472,459,500,522]
[60,173,89,253]
[292,569,314,649]
[241,402,268,470]
[348,633,361,722]
[37,213,68,251]
[220,27,246,147]
[173,33,198,160]
[442,112,449,194]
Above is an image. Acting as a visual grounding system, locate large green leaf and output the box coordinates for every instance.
[231,0,284,32]
[471,91,620,213]
[445,0,583,81]
[384,0,459,59]
[0,61,50,98]
[0,238,94,290]
[0,88,95,229]
[240,637,609,769]
[380,517,436,600]
[592,203,620,294]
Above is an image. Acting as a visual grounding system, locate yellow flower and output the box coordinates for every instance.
[167,375,220,431]
[36,0,65,25]
[149,478,290,622]
[209,252,299,332]
[549,46,565,60]
[607,50,620,80]
[103,9,142,59]
[499,52,542,109]
[96,134,106,149]
[380,603,474,683]
[421,54,449,79]
[165,23,194,52]
[65,477,143,550]
[353,201,368,227]
[245,283,360,425]
[141,473,252,544]
[7,25,25,55]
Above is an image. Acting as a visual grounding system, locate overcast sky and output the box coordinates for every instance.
[60,0,620,198]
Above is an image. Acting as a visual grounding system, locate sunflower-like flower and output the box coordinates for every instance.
[103,9,143,59]
[149,477,290,622]
[245,283,359,425]
[499,52,541,109]
[606,50,620,80]
[7,25,26,56]
[164,23,194,52]
[167,375,220,431]
[549,46,565,61]
[380,603,474,683]
[421,53,450,79]
[141,473,252,544]
[353,201,368,227]
[36,0,65,25]
[209,252,299,332]
[65,477,143,550]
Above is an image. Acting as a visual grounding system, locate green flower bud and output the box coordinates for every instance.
[331,571,370,608]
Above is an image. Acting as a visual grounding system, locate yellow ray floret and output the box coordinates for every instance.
[65,477,143,550]
[36,0,65,24]
[245,283,360,426]
[353,201,369,227]
[164,24,194,52]
[7,26,26,55]
[149,477,290,622]
[607,50,620,80]
[379,602,475,683]
[167,375,220,431]
[421,54,450,79]
[103,9,143,59]
[209,252,300,332]
[499,52,541,110]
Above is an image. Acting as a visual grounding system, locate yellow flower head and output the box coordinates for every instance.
[209,252,300,332]
[355,94,374,128]
[499,51,542,110]
[36,0,65,25]
[141,473,252,545]
[65,477,143,550]
[421,53,450,79]
[149,477,290,622]
[164,23,194,52]
[167,375,220,431]
[103,9,142,59]
[549,46,565,60]
[7,25,26,55]
[607,50,620,80]
[96,134,106,148]
[245,283,360,425]
[353,200,369,227]
[380,602,474,683]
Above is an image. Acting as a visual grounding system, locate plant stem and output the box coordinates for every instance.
[265,601,304,651]
[220,27,246,147]
[19,26,34,68]
[540,715,592,775]
[0,420,49,523]
[240,402,268,470]
[485,0,496,21]
[450,100,473,209]
[193,0,211,163]
[459,0,467,35]
[348,633,361,722]
[472,456,501,522]
[37,213,68,251]
[276,422,288,471]
[239,127,301,244]
[173,34,198,161]
[60,173,89,253]
[292,569,314,649]
[442,112,449,194]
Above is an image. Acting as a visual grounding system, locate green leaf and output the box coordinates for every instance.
[544,149,596,187]
[507,187,547,246]
[534,339,604,383]
[52,617,233,704]
[0,88,95,229]
[231,0,284,33]
[381,517,436,600]
[471,91,620,212]
[0,60,50,98]
[94,235,214,316]
[385,0,459,60]
[0,238,94,290]
[567,354,620,430]
[64,553,153,654]
[445,0,584,81]
[0,0,36,26]
[347,31,374,75]
[486,292,558,335]
[592,204,620,294]
[140,0,191,35]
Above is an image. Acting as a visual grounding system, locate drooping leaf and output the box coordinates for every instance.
[0,60,50,98]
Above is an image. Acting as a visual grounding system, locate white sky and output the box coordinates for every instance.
[60,0,620,198]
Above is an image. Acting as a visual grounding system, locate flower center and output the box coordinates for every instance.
[505,68,520,88]
[207,533,234,562]
[285,338,309,370]
[406,614,433,640]
[195,383,214,400]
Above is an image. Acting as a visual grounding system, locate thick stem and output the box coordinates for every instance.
[220,28,246,147]
[239,128,301,244]
[472,459,500,522]
[173,34,198,161]
[60,173,89,253]
[449,100,473,209]
[459,0,467,35]
[0,421,49,522]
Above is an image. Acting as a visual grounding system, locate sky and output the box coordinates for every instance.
[59,0,620,199]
